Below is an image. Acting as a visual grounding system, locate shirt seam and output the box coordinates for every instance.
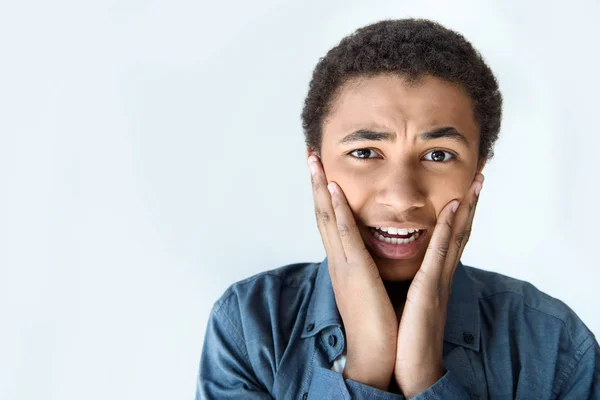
[479,290,578,343]
[211,304,275,396]
[552,332,595,398]
[225,266,318,290]
[213,301,251,361]
[302,346,318,396]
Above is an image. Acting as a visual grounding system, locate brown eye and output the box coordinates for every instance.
[423,150,455,162]
[350,149,378,159]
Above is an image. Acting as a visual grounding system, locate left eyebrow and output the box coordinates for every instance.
[338,126,470,147]
[420,126,470,146]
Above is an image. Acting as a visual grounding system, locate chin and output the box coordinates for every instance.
[372,257,422,281]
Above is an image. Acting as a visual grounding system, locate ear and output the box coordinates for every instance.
[306,147,320,160]
[476,157,487,174]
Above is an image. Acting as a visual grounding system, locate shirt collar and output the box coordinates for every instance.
[302,257,481,352]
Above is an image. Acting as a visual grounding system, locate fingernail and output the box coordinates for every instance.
[452,201,460,213]
[475,182,483,197]
[327,182,336,195]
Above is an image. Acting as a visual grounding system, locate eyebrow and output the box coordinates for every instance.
[338,126,470,146]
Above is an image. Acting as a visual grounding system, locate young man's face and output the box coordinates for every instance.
[311,74,485,282]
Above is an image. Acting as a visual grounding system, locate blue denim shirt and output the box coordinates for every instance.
[197,258,600,399]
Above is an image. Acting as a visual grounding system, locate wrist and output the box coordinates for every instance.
[396,366,445,398]
[343,356,394,392]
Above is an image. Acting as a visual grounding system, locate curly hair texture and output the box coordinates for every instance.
[301,19,502,159]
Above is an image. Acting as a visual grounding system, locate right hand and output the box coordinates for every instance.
[308,154,398,391]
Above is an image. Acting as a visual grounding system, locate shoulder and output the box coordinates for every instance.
[209,261,320,339]
[213,261,319,311]
[464,264,592,347]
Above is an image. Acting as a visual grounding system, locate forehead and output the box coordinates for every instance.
[324,73,478,137]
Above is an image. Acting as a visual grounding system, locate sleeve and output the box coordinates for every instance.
[196,303,273,400]
[306,367,470,400]
[407,370,471,399]
[556,333,600,399]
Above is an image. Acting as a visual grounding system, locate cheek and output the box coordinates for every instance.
[427,176,472,215]
[323,164,372,210]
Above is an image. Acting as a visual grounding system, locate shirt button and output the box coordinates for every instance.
[463,332,475,344]
[302,392,308,400]
[328,334,337,347]
[306,323,315,332]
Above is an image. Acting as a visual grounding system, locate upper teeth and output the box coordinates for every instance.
[377,227,420,235]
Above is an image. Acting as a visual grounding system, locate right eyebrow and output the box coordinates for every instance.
[338,130,396,145]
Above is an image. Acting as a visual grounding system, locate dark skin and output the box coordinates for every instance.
[317,73,485,282]
[307,73,485,396]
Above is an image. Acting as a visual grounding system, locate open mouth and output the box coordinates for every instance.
[368,227,426,245]
[364,225,429,260]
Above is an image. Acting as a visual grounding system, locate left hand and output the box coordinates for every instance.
[394,173,484,398]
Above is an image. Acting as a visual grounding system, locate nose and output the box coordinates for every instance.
[374,167,427,213]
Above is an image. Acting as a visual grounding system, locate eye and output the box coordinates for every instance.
[423,150,456,162]
[348,148,380,160]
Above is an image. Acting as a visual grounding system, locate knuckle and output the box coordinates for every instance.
[436,242,450,259]
[437,218,452,230]
[445,219,453,229]
[455,232,465,249]
[464,229,472,240]
[427,242,449,260]
[455,229,472,248]
[320,211,331,226]
[337,222,350,237]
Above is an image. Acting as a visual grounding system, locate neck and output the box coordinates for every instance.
[383,279,412,320]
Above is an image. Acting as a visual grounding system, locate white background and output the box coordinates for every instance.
[1,1,599,399]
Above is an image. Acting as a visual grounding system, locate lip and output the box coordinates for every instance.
[368,222,429,230]
[365,226,429,260]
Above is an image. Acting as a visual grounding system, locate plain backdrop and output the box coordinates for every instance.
[1,0,599,399]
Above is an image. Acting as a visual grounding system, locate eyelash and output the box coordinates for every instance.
[347,148,457,162]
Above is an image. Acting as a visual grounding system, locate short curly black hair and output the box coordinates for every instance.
[301,18,502,160]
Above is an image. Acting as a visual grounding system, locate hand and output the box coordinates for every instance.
[393,173,484,398]
[308,154,398,391]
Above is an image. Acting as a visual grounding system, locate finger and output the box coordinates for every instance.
[328,181,375,269]
[308,155,345,261]
[443,173,484,280]
[418,198,460,282]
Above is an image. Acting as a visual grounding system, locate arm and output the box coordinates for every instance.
[307,367,403,399]
[306,368,470,399]
[196,304,272,400]
[305,155,477,399]
[197,302,405,400]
